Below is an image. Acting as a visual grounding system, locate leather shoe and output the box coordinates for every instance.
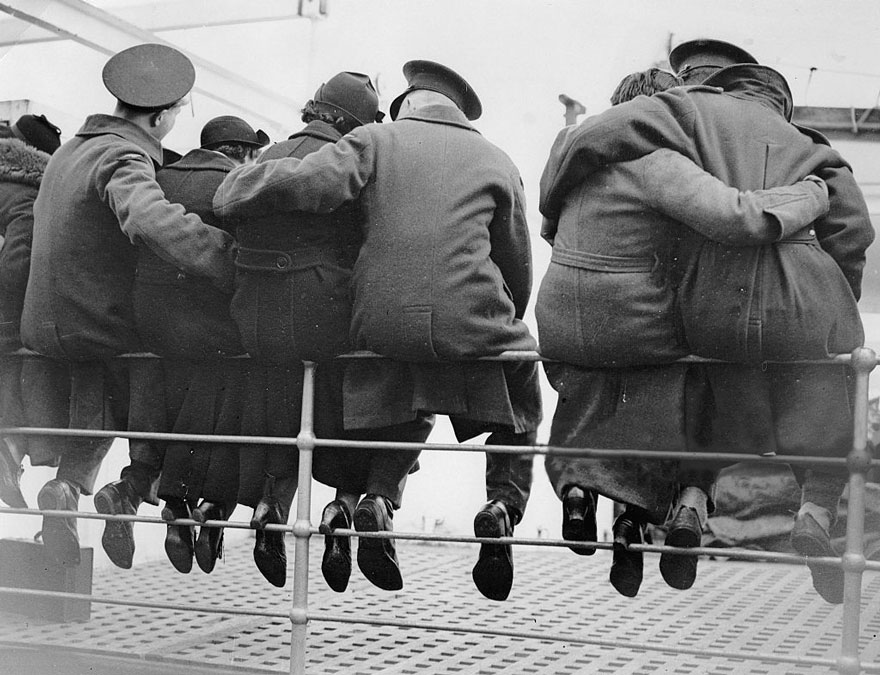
[193,501,225,574]
[354,494,403,591]
[319,500,352,593]
[0,439,26,508]
[791,512,844,604]
[94,478,142,569]
[610,512,645,598]
[162,499,194,574]
[472,500,514,601]
[561,485,597,556]
[37,478,81,567]
[251,496,287,587]
[659,505,701,590]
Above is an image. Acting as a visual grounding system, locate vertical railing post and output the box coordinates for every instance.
[290,360,317,675]
[837,347,876,675]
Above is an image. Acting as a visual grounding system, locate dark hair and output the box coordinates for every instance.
[610,68,682,106]
[210,143,261,163]
[301,100,360,135]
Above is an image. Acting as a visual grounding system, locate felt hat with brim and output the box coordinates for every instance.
[12,114,61,154]
[313,72,384,125]
[103,43,196,110]
[200,116,270,149]
[669,39,757,74]
[702,64,794,121]
[390,60,482,121]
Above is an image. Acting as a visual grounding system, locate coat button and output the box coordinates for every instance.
[809,229,815,237]
[176,271,186,280]
[276,256,289,269]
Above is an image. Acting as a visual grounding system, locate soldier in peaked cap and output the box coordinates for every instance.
[20,43,236,570]
[669,38,758,84]
[214,59,542,601]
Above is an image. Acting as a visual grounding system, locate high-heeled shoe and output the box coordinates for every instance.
[161,498,194,574]
[561,485,597,555]
[610,511,646,598]
[193,500,225,574]
[319,500,353,593]
[251,495,287,587]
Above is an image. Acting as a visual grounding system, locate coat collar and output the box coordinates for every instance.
[289,120,343,144]
[76,114,164,166]
[162,147,236,172]
[0,137,48,187]
[396,103,479,133]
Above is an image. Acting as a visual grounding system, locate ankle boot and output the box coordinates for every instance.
[561,485,597,555]
[610,510,645,598]
[162,498,194,574]
[251,476,288,587]
[193,500,225,574]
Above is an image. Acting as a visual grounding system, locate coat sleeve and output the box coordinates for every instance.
[640,149,830,245]
[539,89,700,237]
[214,129,376,220]
[98,148,236,293]
[811,162,875,300]
[489,169,532,319]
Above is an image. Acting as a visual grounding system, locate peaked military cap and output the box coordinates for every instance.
[669,39,758,75]
[200,116,270,149]
[313,72,384,126]
[389,60,482,121]
[103,43,196,110]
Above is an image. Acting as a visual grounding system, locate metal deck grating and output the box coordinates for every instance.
[1,535,880,674]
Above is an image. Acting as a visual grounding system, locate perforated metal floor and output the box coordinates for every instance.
[1,536,879,674]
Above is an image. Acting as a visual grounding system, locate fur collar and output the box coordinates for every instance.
[0,137,49,187]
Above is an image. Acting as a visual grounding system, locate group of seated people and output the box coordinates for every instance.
[0,38,872,608]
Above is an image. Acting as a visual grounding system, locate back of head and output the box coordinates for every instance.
[11,114,62,154]
[669,38,758,85]
[610,68,681,106]
[305,71,383,134]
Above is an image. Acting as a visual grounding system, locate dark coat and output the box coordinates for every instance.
[21,114,235,360]
[134,148,243,357]
[215,104,542,434]
[0,138,48,351]
[536,148,830,367]
[230,120,361,363]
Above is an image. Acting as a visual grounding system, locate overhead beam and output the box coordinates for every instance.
[0,0,302,132]
[0,0,326,47]
[793,106,880,141]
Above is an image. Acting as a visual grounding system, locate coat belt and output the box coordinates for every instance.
[551,246,656,272]
[235,246,341,273]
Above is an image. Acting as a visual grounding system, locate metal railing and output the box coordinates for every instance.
[0,347,877,674]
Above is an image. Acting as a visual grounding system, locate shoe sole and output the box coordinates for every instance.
[254,531,287,588]
[472,511,513,601]
[37,484,80,567]
[322,538,352,593]
[94,488,135,570]
[791,518,844,604]
[354,506,403,591]
[659,524,700,591]
[610,552,643,598]
[165,526,194,574]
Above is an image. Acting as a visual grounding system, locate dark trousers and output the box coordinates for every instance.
[485,430,536,522]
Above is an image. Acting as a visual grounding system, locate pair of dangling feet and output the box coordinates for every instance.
[320,494,402,593]
[163,499,225,575]
[562,486,706,597]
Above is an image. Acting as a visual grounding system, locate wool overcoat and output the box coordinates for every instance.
[539,66,874,458]
[215,104,542,435]
[21,114,235,360]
